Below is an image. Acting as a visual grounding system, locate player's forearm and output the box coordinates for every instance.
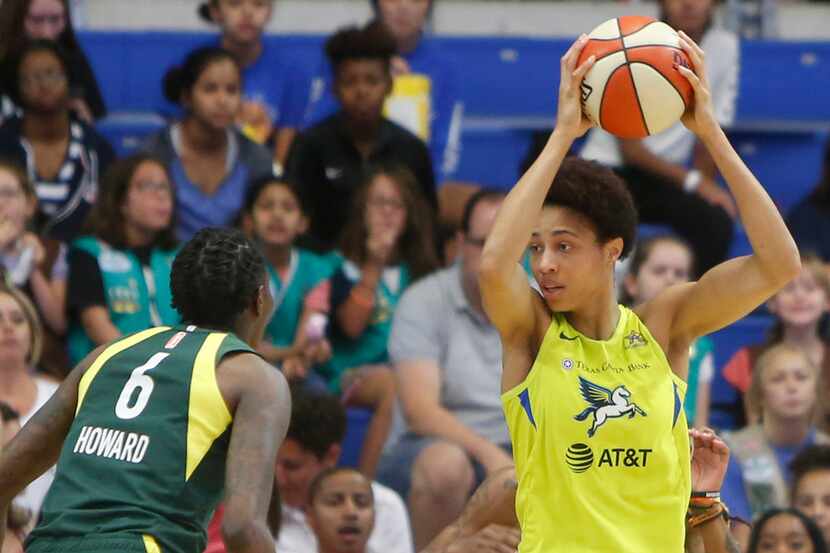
[222,520,274,553]
[481,130,571,270]
[697,515,741,553]
[700,129,799,283]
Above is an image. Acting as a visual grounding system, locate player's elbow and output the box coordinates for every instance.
[221,515,269,553]
[764,247,802,289]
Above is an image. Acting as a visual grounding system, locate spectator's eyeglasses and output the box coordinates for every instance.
[368,196,405,211]
[20,70,66,89]
[134,180,171,194]
[26,13,65,28]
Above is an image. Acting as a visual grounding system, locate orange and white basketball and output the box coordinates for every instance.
[577,16,693,138]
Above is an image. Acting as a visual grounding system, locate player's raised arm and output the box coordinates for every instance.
[221,354,290,553]
[0,346,102,547]
[653,32,800,344]
[479,35,595,388]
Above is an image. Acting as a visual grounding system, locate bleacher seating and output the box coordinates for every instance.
[76,31,827,436]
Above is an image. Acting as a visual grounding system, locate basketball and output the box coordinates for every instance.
[577,16,694,138]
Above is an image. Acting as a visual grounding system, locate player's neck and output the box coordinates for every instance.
[565,284,619,341]
[763,414,812,447]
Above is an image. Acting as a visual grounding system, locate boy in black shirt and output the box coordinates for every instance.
[286,22,436,251]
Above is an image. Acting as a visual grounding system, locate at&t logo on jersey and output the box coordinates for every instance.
[565,443,653,473]
[573,376,647,437]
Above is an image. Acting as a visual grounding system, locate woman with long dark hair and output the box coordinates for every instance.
[0,0,106,123]
[322,163,438,477]
[65,154,180,365]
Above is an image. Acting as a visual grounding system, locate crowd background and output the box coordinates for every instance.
[1,0,830,552]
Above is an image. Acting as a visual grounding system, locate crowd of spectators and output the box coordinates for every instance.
[2,0,830,552]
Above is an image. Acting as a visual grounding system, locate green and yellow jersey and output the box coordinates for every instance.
[26,326,256,553]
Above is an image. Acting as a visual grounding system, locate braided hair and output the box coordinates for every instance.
[170,227,266,329]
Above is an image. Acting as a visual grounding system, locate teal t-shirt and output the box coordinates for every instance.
[320,259,410,393]
[264,248,338,347]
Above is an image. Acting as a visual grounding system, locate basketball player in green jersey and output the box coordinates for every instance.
[0,227,291,553]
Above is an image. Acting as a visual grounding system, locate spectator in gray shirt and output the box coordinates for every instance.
[376,190,511,550]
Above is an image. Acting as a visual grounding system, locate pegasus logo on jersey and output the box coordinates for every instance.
[573,376,647,437]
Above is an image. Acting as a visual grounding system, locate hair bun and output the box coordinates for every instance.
[197,2,214,23]
[162,66,184,104]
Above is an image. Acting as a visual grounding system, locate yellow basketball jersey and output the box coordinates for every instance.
[502,305,691,553]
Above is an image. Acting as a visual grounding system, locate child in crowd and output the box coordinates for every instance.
[307,467,376,553]
[66,154,180,365]
[285,22,436,251]
[241,177,334,377]
[305,0,462,182]
[722,253,830,428]
[791,445,830,546]
[0,160,66,339]
[0,40,115,242]
[0,0,106,123]
[143,46,274,241]
[746,508,827,553]
[721,344,828,538]
[197,0,309,163]
[621,235,715,427]
[322,164,438,478]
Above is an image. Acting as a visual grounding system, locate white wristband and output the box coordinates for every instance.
[683,170,702,193]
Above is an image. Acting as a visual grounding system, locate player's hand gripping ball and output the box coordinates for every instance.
[577,16,693,138]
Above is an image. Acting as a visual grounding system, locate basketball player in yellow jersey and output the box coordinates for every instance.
[479,32,801,553]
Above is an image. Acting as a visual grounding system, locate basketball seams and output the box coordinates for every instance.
[629,61,690,110]
[615,17,650,135]
[620,20,662,38]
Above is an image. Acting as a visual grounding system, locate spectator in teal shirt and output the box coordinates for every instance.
[323,163,438,477]
[241,176,335,379]
[66,155,180,364]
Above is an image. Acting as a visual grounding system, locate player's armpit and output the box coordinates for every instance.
[220,355,290,553]
[0,344,103,506]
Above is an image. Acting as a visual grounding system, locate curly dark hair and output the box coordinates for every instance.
[544,157,638,259]
[325,21,397,74]
[170,227,266,328]
[339,163,439,281]
[83,154,178,251]
[791,445,830,492]
[286,384,347,460]
[748,508,828,553]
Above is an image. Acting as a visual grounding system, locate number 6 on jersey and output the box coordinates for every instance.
[115,352,170,420]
